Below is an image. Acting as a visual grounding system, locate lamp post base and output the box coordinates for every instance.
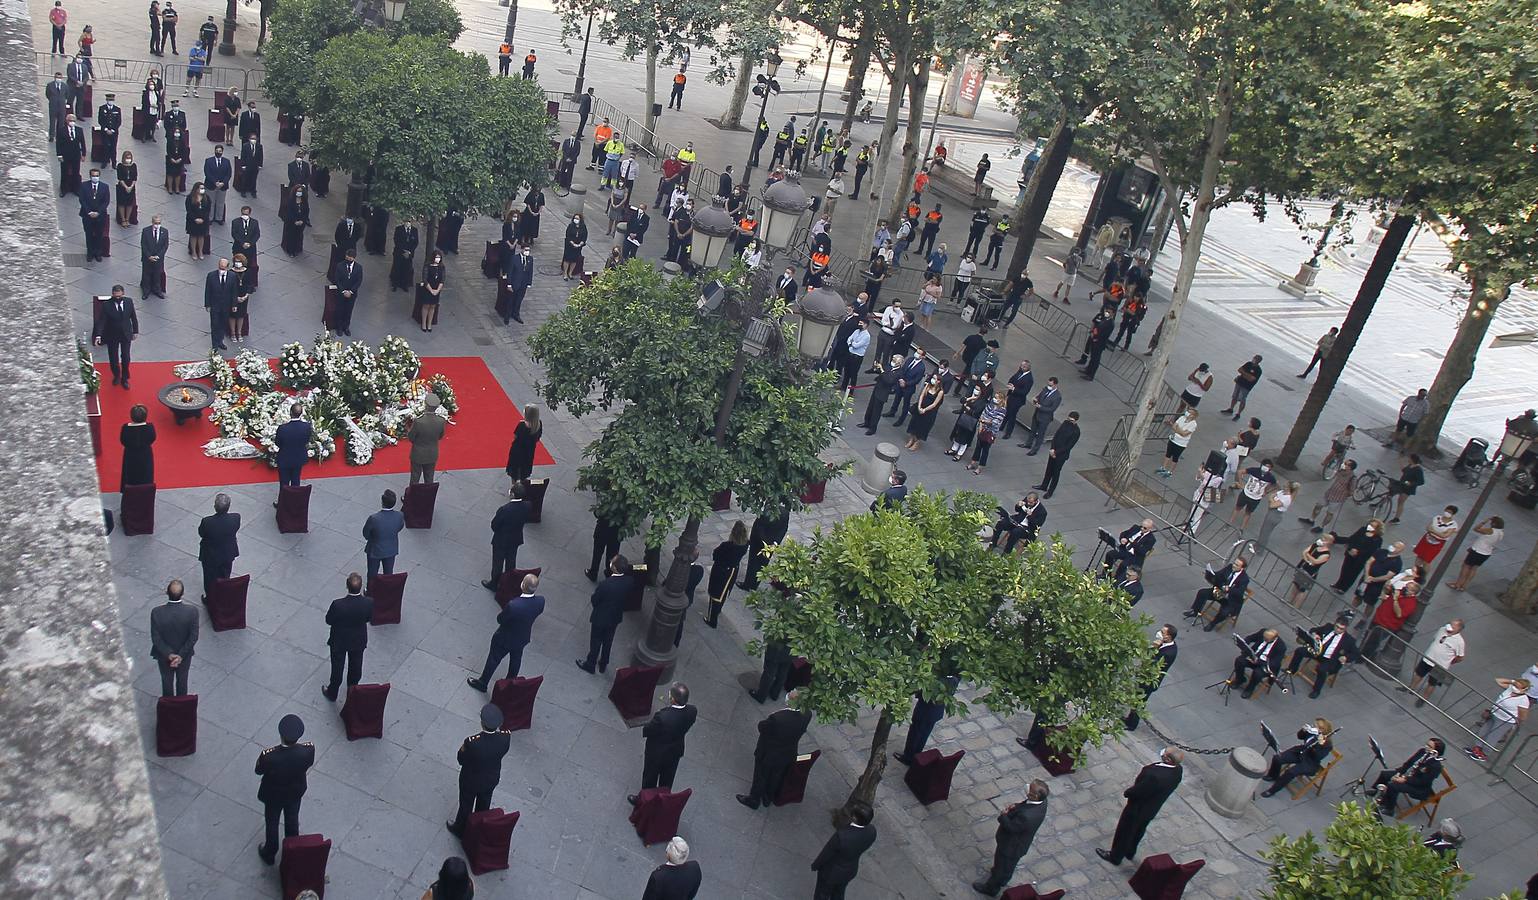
[219,0,238,55]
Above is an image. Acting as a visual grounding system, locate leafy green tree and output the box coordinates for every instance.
[308,32,552,268]
[1261,803,1469,899]
[711,0,790,130]
[750,492,1154,815]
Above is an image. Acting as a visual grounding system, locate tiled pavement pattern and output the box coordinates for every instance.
[28,0,1538,896]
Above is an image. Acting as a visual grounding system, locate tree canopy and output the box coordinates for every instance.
[1261,803,1471,900]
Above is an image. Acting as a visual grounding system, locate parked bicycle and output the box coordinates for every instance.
[1352,468,1397,520]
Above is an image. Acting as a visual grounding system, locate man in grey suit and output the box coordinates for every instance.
[150,579,199,697]
[45,71,69,141]
[362,490,405,576]
[407,393,447,485]
[1019,378,1062,455]
[197,493,240,598]
[140,215,170,299]
[972,780,1050,895]
[204,257,236,351]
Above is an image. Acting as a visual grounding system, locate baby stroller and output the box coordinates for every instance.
[1451,438,1488,487]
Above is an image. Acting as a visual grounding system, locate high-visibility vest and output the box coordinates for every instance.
[738,216,756,235]
[673,73,686,86]
[857,151,870,166]
[906,203,920,219]
[605,138,625,158]
[525,53,537,64]
[793,134,809,148]
[811,252,830,269]
[498,43,512,58]
[925,210,942,224]
[594,124,613,143]
[996,220,1011,235]
[776,129,791,143]
[821,136,836,153]
[677,148,696,164]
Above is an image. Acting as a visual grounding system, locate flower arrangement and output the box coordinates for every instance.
[76,339,100,394]
[181,332,453,465]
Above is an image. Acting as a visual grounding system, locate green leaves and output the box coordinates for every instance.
[1261,803,1470,899]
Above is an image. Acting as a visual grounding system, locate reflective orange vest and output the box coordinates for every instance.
[673,73,686,86]
[738,216,756,235]
[498,43,512,58]
[594,123,613,143]
[525,53,537,65]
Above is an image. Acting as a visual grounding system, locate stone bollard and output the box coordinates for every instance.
[862,442,901,495]
[1205,746,1267,818]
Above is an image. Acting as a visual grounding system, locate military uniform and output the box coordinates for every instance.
[448,705,512,835]
[255,715,314,865]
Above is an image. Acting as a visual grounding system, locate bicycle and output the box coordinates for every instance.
[1321,446,1345,481]
[1351,468,1396,520]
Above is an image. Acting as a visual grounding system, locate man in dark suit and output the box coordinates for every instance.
[750,637,793,704]
[1125,624,1178,730]
[1019,378,1061,454]
[629,682,698,803]
[1033,409,1079,497]
[1227,627,1286,699]
[231,205,260,268]
[45,71,69,143]
[286,149,312,187]
[1186,558,1249,631]
[149,579,199,697]
[501,243,534,324]
[203,257,235,350]
[861,357,902,433]
[1102,517,1155,578]
[822,305,861,373]
[740,507,790,590]
[973,779,1050,895]
[362,490,405,576]
[989,493,1047,554]
[1097,748,1184,866]
[97,94,122,166]
[576,555,630,674]
[643,837,703,900]
[870,469,908,512]
[1370,737,1445,815]
[445,704,511,836]
[776,267,798,304]
[737,690,812,808]
[196,492,240,597]
[885,349,929,423]
[389,221,418,291]
[203,144,232,224]
[321,573,373,701]
[331,214,361,278]
[1284,616,1357,699]
[239,100,261,143]
[78,166,110,259]
[1000,360,1035,439]
[92,285,139,387]
[467,573,546,691]
[894,675,959,765]
[65,55,88,115]
[273,403,312,490]
[481,481,528,591]
[255,714,314,866]
[1115,566,1146,606]
[811,801,877,899]
[332,248,362,336]
[141,215,169,299]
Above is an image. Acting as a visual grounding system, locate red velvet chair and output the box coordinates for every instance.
[90,126,107,164]
[799,479,827,504]
[523,478,550,523]
[481,241,500,279]
[279,834,331,899]
[322,285,337,329]
[132,106,148,140]
[340,683,390,740]
[1023,721,1076,776]
[786,657,813,690]
[402,482,439,529]
[205,574,250,631]
[624,565,649,612]
[608,664,665,721]
[628,788,692,846]
[276,484,311,533]
[1130,854,1205,900]
[710,489,733,512]
[120,483,156,536]
[155,694,198,757]
[205,109,223,142]
[1001,886,1065,900]
[491,676,542,732]
[774,750,820,806]
[904,748,965,805]
[277,112,302,145]
[462,808,520,875]
[367,572,407,625]
[495,567,543,607]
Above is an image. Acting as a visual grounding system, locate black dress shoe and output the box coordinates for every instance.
[466,677,487,692]
[1241,689,1255,699]
[1027,449,1039,456]
[121,380,130,389]
[735,794,760,809]
[626,794,639,806]
[111,375,120,385]
[1260,787,1281,797]
[321,686,337,702]
[1203,622,1217,632]
[258,846,276,865]
[748,691,765,704]
[1095,848,1121,865]
[584,569,598,582]
[1014,737,1031,749]
[575,659,595,674]
[893,752,911,765]
[445,821,462,837]
[972,880,999,896]
[481,579,498,591]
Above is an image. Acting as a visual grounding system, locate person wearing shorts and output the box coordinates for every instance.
[1220,355,1263,421]
[1449,516,1503,591]
[1229,460,1276,529]
[1179,363,1213,411]
[1158,408,1198,477]
[1409,620,1465,705]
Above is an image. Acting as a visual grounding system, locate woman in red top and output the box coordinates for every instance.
[1362,581,1419,660]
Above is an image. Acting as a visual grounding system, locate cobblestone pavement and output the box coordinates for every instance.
[31,0,1538,896]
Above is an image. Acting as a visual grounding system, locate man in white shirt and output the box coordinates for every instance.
[1408,620,1465,705]
[870,300,904,374]
[1467,677,1530,761]
[1228,460,1277,529]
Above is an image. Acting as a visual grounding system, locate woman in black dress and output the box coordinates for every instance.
[704,520,750,628]
[437,208,464,254]
[504,406,543,485]
[229,255,252,342]
[1330,518,1384,592]
[363,202,389,255]
[310,164,330,198]
[518,187,544,242]
[141,74,165,139]
[562,213,588,279]
[221,86,241,144]
[281,184,310,255]
[945,385,988,459]
[115,151,138,226]
[417,251,445,332]
[164,128,188,194]
[119,404,156,490]
[904,375,945,452]
[184,182,211,258]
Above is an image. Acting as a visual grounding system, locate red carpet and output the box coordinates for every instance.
[93,357,554,491]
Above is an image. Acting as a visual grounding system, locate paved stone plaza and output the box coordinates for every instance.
[17,0,1538,897]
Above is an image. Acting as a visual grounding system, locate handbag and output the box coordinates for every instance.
[979,428,996,445]
[956,413,978,432]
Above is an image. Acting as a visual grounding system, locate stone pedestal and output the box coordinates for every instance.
[1278,262,1322,299]
[1205,746,1266,818]
[862,442,901,495]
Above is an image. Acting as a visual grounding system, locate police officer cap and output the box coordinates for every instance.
[480,704,504,731]
[278,714,305,743]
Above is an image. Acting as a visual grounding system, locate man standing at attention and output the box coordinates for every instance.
[972,780,1050,896]
[321,573,373,702]
[736,689,813,810]
[576,555,631,674]
[482,481,529,592]
[149,579,198,697]
[1097,748,1184,866]
[445,704,511,837]
[203,257,235,351]
[273,403,312,498]
[362,490,404,577]
[811,801,878,899]
[629,682,698,804]
[197,492,240,598]
[466,573,546,691]
[407,393,447,484]
[254,714,313,866]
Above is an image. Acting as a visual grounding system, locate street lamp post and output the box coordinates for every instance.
[219,0,238,55]
[691,199,738,269]
[741,53,782,189]
[759,174,810,248]
[501,0,518,43]
[792,285,846,362]
[1376,410,1538,672]
[572,13,596,96]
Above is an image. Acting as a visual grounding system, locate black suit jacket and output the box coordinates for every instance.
[1050,420,1080,457]
[334,259,363,294]
[1123,762,1182,822]
[1148,641,1178,689]
[287,158,312,186]
[1118,578,1145,606]
[393,223,418,255]
[1307,625,1358,663]
[995,798,1047,859]
[197,511,240,565]
[325,593,374,651]
[755,708,812,770]
[334,218,361,250]
[141,224,170,262]
[231,216,261,252]
[1393,749,1444,794]
[150,601,199,660]
[642,704,698,765]
[98,104,123,133]
[1241,630,1287,675]
[490,499,528,552]
[811,822,878,883]
[255,742,314,804]
[1215,565,1249,605]
[1006,368,1035,406]
[590,575,629,627]
[204,269,237,310]
[93,297,140,342]
[239,109,262,141]
[1117,525,1155,562]
[642,861,703,900]
[494,593,545,649]
[457,729,511,793]
[57,123,86,160]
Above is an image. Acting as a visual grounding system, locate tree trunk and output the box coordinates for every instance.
[1277,212,1415,469]
[1003,107,1074,284]
[421,214,439,279]
[1114,67,1236,485]
[840,706,893,823]
[1500,537,1538,614]
[881,64,929,233]
[810,34,836,139]
[503,0,518,43]
[718,51,754,130]
[840,37,872,132]
[643,45,659,142]
[1406,273,1508,457]
[859,57,911,252]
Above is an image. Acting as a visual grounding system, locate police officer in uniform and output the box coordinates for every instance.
[964,207,992,258]
[255,714,314,865]
[983,216,1011,269]
[97,93,122,165]
[446,704,512,836]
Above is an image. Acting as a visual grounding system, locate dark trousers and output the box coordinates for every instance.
[490,545,520,585]
[83,217,107,259]
[261,798,300,856]
[887,390,915,422]
[900,701,944,762]
[746,756,790,805]
[201,557,232,597]
[1115,318,1140,349]
[509,286,528,321]
[326,646,363,693]
[590,533,620,577]
[1266,748,1316,793]
[142,260,164,297]
[103,337,132,383]
[1124,685,1157,731]
[277,463,302,487]
[584,622,617,670]
[861,390,890,431]
[1107,807,1153,863]
[641,752,681,790]
[1286,649,1342,697]
[333,296,355,334]
[51,25,66,54]
[813,872,852,900]
[157,658,190,697]
[149,21,161,53]
[209,306,229,349]
[1301,350,1324,376]
[1230,658,1271,693]
[1039,454,1066,494]
[983,240,1004,268]
[366,555,395,577]
[757,654,792,701]
[1001,402,1027,438]
[990,521,1035,554]
[452,784,493,833]
[1024,416,1051,452]
[916,229,938,257]
[477,640,525,685]
[164,24,178,53]
[498,57,511,75]
[964,229,986,257]
[669,86,684,109]
[1372,774,1428,813]
[852,167,867,196]
[838,355,863,392]
[1084,343,1105,379]
[978,844,1027,894]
